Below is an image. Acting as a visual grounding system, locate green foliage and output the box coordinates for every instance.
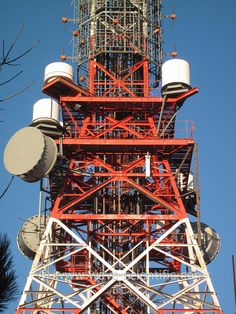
[0,233,18,313]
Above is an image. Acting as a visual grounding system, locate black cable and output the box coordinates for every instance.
[0,176,14,200]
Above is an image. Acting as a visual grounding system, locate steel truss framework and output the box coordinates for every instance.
[16,0,223,313]
[16,84,223,313]
[72,0,162,93]
[17,218,221,313]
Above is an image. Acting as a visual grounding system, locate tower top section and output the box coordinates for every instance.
[69,0,162,96]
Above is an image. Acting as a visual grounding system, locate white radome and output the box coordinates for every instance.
[161,59,190,90]
[44,62,73,83]
[32,98,60,125]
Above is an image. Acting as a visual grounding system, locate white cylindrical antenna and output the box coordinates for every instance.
[32,98,60,126]
[161,59,191,96]
[44,62,73,83]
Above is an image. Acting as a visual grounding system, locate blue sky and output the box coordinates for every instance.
[0,0,236,313]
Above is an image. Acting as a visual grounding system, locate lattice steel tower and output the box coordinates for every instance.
[4,0,223,313]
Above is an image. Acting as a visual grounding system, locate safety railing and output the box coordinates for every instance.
[63,119,195,140]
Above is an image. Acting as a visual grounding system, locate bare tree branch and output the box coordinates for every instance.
[0,70,23,86]
[0,23,39,103]
[4,40,40,65]
[0,23,25,66]
[0,176,14,200]
[0,80,35,103]
[0,23,40,67]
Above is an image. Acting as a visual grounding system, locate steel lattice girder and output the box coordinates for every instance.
[17,218,222,313]
[50,156,187,219]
